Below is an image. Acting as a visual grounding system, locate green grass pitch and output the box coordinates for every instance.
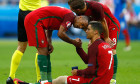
[0,39,140,84]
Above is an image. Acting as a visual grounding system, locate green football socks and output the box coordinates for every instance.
[37,54,52,82]
[37,55,48,81]
[113,54,118,79]
[47,54,52,82]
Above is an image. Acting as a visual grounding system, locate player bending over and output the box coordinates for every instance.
[13,6,89,84]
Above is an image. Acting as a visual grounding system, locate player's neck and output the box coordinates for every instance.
[91,36,100,43]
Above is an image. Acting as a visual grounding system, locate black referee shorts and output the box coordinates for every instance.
[18,9,31,42]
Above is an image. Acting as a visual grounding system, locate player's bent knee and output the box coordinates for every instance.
[37,47,48,55]
[53,76,68,84]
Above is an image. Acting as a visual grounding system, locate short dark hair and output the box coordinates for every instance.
[89,21,103,35]
[81,15,89,22]
[68,0,85,9]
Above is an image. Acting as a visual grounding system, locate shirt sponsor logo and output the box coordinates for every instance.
[102,45,110,49]
[66,21,71,28]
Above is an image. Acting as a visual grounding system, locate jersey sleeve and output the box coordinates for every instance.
[61,12,75,31]
[77,44,97,78]
[77,65,96,78]
[90,2,104,21]
[76,47,88,64]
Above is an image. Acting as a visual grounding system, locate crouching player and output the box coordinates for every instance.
[13,21,114,84]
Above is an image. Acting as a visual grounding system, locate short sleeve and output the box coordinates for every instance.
[61,12,75,31]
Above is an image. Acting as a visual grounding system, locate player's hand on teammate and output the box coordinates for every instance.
[71,69,78,76]
[105,38,114,48]
[73,38,82,48]
[48,43,54,55]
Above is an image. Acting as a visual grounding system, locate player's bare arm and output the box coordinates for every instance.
[100,18,114,48]
[100,18,109,39]
[46,30,54,54]
[58,25,80,47]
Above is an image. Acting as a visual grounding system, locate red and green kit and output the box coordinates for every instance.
[24,6,75,48]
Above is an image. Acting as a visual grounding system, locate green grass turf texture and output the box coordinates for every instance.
[0,39,140,84]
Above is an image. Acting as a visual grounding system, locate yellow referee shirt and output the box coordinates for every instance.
[19,0,41,11]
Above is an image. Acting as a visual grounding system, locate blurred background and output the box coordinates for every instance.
[0,0,140,40]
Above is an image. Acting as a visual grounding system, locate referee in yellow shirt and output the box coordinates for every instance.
[6,0,50,84]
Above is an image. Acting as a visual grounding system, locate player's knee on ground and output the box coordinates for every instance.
[52,76,68,84]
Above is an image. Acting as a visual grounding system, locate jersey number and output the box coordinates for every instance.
[72,78,80,81]
[108,50,113,70]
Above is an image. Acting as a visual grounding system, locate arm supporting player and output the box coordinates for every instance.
[46,30,53,44]
[58,25,73,43]
[58,25,78,46]
[100,18,114,47]
[100,18,109,40]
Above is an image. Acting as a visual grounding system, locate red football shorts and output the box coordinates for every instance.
[24,15,48,48]
[67,76,93,84]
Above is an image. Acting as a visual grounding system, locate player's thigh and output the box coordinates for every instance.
[18,9,31,42]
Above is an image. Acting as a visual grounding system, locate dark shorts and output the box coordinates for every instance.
[18,9,31,42]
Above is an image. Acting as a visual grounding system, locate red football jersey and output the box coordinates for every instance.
[76,39,114,84]
[24,6,75,47]
[80,1,120,30]
[79,1,120,49]
[25,6,75,30]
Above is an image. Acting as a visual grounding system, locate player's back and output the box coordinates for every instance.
[25,6,74,30]
[85,1,119,29]
[96,41,114,84]
[99,3,120,28]
[33,6,72,19]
